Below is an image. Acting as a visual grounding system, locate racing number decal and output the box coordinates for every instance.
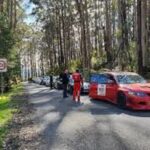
[97,84,106,96]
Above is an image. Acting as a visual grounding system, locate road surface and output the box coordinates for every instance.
[25,83,150,150]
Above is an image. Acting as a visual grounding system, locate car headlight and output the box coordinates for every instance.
[128,91,148,97]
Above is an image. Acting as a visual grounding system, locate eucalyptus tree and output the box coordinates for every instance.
[29,0,150,75]
[0,0,29,79]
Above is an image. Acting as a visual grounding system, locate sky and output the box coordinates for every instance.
[22,0,36,24]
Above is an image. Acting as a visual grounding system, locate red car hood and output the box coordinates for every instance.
[120,83,150,93]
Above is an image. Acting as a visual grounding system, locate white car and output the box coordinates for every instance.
[68,76,90,94]
[43,76,50,86]
[32,77,43,84]
[45,76,58,87]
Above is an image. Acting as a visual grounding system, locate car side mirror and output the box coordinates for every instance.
[107,79,115,84]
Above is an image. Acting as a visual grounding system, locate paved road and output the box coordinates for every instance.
[25,83,150,150]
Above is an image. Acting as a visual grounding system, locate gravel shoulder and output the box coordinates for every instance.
[4,84,41,150]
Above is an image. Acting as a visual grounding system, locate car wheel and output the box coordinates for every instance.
[117,92,127,109]
[81,88,84,94]
[57,84,60,89]
[56,84,58,89]
[90,97,94,101]
[58,84,61,89]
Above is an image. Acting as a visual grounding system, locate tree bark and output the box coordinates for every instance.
[105,0,112,68]
[141,0,148,68]
[137,0,143,74]
[0,0,4,12]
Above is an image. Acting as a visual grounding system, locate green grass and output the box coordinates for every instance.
[0,84,23,149]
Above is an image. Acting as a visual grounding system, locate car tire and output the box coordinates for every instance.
[90,97,94,101]
[117,92,127,109]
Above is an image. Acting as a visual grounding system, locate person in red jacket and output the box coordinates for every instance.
[72,69,83,102]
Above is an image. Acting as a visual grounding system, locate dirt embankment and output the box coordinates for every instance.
[3,92,41,150]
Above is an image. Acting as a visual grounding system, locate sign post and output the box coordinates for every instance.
[0,59,7,95]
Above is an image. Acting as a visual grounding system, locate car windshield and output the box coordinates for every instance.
[116,74,147,84]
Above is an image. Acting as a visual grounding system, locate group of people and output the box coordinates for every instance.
[50,69,83,103]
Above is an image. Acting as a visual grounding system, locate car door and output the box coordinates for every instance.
[89,74,99,98]
[96,74,108,100]
[106,74,118,102]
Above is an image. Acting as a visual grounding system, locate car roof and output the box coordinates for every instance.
[92,72,139,76]
[106,72,138,76]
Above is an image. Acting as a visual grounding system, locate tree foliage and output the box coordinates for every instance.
[0,0,32,84]
[27,0,149,76]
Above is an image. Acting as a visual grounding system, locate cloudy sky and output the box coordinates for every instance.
[22,0,36,24]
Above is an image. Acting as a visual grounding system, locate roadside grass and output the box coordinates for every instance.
[0,84,23,149]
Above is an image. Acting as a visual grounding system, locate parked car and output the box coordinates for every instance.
[89,72,150,110]
[68,75,90,94]
[32,77,43,84]
[44,76,58,87]
[53,76,58,86]
[54,77,63,89]
[42,76,50,85]
[43,76,50,86]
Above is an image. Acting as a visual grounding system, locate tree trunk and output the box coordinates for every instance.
[0,0,4,12]
[13,0,17,29]
[105,0,112,68]
[137,0,143,74]
[75,0,88,69]
[10,0,13,29]
[141,0,148,68]
[84,0,91,69]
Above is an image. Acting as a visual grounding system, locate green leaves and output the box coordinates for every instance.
[0,14,15,58]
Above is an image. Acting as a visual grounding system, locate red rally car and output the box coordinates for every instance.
[89,72,150,110]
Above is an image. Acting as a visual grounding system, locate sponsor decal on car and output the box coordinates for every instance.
[97,84,106,96]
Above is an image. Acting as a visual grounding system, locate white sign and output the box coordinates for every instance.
[0,59,7,72]
[97,84,106,96]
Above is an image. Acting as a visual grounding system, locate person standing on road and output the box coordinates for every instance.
[62,69,69,98]
[72,69,83,103]
[49,74,53,89]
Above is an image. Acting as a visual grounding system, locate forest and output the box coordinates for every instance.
[0,0,150,81]
[29,0,150,76]
[0,0,27,81]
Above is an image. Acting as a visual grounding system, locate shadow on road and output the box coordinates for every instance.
[26,83,82,149]
[24,83,150,150]
[90,99,150,117]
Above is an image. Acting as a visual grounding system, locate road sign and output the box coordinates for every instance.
[0,59,7,72]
